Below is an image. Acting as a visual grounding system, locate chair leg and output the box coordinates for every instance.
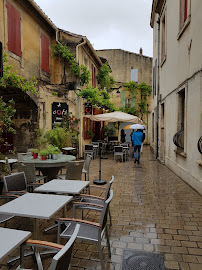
[98,238,105,270]
[105,225,111,257]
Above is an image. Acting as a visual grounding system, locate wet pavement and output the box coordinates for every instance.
[1,146,202,270]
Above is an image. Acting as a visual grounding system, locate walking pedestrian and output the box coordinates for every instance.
[132,129,143,164]
[121,129,126,143]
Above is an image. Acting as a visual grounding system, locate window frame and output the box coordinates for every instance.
[41,32,50,74]
[178,0,191,39]
[160,10,166,66]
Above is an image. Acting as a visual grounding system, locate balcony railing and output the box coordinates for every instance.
[173,129,184,149]
[198,136,202,155]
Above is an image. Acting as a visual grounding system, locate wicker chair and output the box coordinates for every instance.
[57,191,113,270]
[59,160,85,180]
[19,224,80,270]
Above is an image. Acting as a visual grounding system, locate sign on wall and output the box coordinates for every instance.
[84,103,92,115]
[52,102,68,126]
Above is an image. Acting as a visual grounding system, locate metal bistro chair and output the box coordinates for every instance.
[82,154,92,181]
[17,162,47,191]
[59,160,85,180]
[114,146,125,162]
[74,175,114,226]
[57,190,113,270]
[84,144,95,159]
[19,224,80,270]
[120,142,130,160]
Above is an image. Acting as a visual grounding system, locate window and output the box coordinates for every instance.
[152,59,157,97]
[83,117,94,140]
[131,69,138,82]
[161,13,166,63]
[173,89,185,151]
[41,33,49,73]
[180,0,188,28]
[125,98,131,108]
[7,1,21,57]
[91,64,96,88]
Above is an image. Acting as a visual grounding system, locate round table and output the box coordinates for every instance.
[22,155,76,181]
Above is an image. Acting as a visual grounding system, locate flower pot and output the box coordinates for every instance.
[52,154,58,160]
[41,155,47,161]
[33,153,38,159]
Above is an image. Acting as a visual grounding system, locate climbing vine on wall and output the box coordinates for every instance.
[0,54,38,94]
[121,81,152,118]
[77,85,116,112]
[53,43,90,86]
[96,62,115,91]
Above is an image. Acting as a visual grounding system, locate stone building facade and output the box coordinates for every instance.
[97,49,152,143]
[150,0,202,194]
[0,0,102,155]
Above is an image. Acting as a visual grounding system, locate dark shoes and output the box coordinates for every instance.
[134,159,140,164]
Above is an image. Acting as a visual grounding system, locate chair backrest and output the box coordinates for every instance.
[83,154,92,173]
[104,175,114,200]
[17,162,37,184]
[84,144,93,151]
[114,146,123,153]
[65,160,85,180]
[5,157,11,175]
[100,190,113,231]
[49,224,80,270]
[3,172,27,192]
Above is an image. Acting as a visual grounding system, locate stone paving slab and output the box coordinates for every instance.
[0,146,202,269]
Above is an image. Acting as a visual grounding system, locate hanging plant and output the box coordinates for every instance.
[53,43,90,86]
[96,62,115,91]
[0,53,38,94]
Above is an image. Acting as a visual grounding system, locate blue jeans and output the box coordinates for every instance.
[134,145,141,160]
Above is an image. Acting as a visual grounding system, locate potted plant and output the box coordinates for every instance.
[31,148,39,159]
[52,147,61,160]
[87,130,94,139]
[39,149,49,161]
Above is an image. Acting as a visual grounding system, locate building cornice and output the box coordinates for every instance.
[150,0,165,28]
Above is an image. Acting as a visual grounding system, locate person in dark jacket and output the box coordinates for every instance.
[121,129,126,143]
[132,129,143,164]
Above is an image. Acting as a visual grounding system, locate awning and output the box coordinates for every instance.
[85,111,142,124]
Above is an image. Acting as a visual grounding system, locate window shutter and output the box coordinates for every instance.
[83,117,87,139]
[7,1,21,56]
[41,33,50,73]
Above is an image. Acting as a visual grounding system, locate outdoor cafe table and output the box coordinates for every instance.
[0,193,72,269]
[22,154,76,181]
[0,227,31,262]
[35,179,90,195]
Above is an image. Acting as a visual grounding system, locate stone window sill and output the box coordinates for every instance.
[174,149,187,158]
[177,15,191,40]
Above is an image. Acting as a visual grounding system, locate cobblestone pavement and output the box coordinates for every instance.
[1,146,202,270]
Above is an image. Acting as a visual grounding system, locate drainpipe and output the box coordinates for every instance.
[156,17,160,159]
[76,39,87,157]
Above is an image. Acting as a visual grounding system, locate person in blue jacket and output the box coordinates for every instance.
[132,129,143,164]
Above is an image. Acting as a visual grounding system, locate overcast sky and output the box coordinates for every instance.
[34,0,153,57]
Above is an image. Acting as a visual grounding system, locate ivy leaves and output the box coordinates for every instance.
[96,62,115,91]
[53,43,90,86]
[78,86,115,111]
[0,54,38,94]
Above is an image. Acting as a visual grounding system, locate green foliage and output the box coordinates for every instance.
[53,43,90,86]
[86,130,94,138]
[31,148,39,153]
[47,144,60,154]
[39,149,49,156]
[0,54,38,94]
[102,126,115,138]
[46,127,70,149]
[96,62,115,91]
[52,91,58,96]
[0,97,16,146]
[77,86,116,111]
[122,81,152,117]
